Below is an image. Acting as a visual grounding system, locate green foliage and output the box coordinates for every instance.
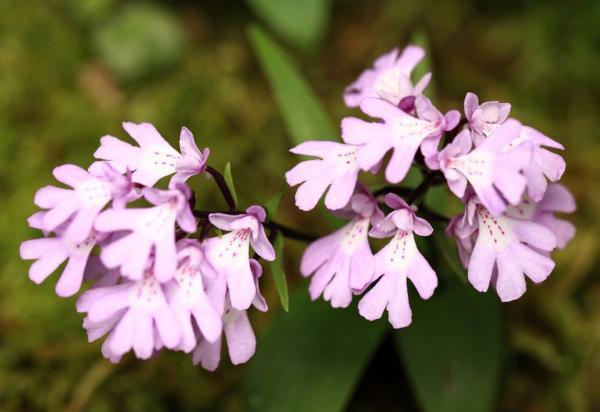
[264,179,285,219]
[395,282,503,412]
[247,25,337,144]
[223,162,239,209]
[94,3,184,82]
[269,234,289,311]
[246,0,331,51]
[243,289,387,412]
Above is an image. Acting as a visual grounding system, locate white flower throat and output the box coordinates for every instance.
[476,205,513,250]
[340,219,369,254]
[77,179,112,209]
[139,202,178,238]
[216,229,251,262]
[375,68,412,105]
[141,145,180,176]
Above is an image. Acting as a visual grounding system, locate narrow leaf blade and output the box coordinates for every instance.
[223,162,238,209]
[243,289,387,412]
[247,25,337,145]
[270,234,289,311]
[264,179,286,219]
[246,0,331,51]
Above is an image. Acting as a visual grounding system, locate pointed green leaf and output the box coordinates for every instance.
[247,25,337,145]
[223,162,238,209]
[243,289,387,412]
[395,282,503,412]
[246,0,332,51]
[269,233,289,311]
[264,179,286,219]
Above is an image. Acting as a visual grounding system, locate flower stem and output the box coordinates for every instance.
[205,165,237,211]
[192,209,242,218]
[418,207,450,224]
[201,164,448,242]
[266,221,317,242]
[406,171,444,204]
[372,173,450,223]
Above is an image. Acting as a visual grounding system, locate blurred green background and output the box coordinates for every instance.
[1,0,599,411]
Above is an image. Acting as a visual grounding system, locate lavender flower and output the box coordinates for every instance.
[344,46,431,107]
[434,120,531,216]
[285,141,362,211]
[172,127,211,184]
[300,189,383,308]
[516,126,566,201]
[94,122,209,187]
[77,266,182,362]
[205,206,275,310]
[192,260,266,370]
[20,214,105,297]
[95,184,196,282]
[464,93,566,201]
[461,196,557,302]
[34,163,130,243]
[358,194,437,328]
[165,240,223,352]
[464,92,511,143]
[506,183,576,249]
[342,96,459,183]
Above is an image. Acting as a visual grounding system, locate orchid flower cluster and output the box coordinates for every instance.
[286,45,575,328]
[20,122,276,369]
[20,44,576,369]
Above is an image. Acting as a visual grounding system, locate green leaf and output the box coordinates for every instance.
[395,282,503,412]
[246,0,331,51]
[243,289,387,412]
[223,162,238,209]
[269,233,289,311]
[264,179,285,219]
[247,25,337,145]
